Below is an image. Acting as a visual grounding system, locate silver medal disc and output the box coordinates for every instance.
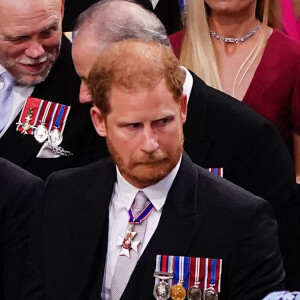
[34,125,48,143]
[153,281,171,300]
[187,285,202,300]
[203,286,218,300]
[48,128,63,146]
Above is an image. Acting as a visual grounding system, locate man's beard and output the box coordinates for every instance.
[0,45,60,86]
[106,132,184,188]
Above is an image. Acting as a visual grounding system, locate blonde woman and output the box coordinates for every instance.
[171,0,300,183]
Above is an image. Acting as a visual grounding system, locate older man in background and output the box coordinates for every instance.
[0,0,106,179]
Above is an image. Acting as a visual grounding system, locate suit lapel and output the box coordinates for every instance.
[122,154,205,299]
[67,159,116,299]
[183,72,212,167]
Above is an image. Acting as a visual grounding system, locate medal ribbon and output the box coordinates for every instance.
[205,258,222,292]
[128,201,154,224]
[190,257,202,287]
[33,101,51,132]
[173,256,189,290]
[207,168,223,177]
[32,99,45,130]
[155,255,174,286]
[54,104,66,128]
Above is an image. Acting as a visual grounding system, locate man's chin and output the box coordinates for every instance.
[15,71,50,86]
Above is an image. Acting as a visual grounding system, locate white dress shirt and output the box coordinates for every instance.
[181,66,193,105]
[0,65,34,138]
[101,157,182,299]
[150,0,159,9]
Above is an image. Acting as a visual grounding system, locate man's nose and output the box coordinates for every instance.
[25,40,45,58]
[141,127,159,153]
[79,82,92,104]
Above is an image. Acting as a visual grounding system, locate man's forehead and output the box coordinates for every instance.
[0,0,61,22]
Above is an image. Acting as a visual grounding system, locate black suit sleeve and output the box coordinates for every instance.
[227,200,285,299]
[0,160,44,300]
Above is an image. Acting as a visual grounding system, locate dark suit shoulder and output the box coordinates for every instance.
[195,163,271,213]
[0,158,44,197]
[46,157,114,186]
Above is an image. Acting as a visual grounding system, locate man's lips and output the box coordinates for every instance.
[19,61,47,73]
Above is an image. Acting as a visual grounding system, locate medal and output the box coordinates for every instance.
[116,198,154,257]
[153,271,173,300]
[48,127,63,145]
[34,101,52,143]
[16,108,34,134]
[154,255,175,300]
[48,104,67,146]
[187,285,202,300]
[203,259,222,300]
[34,123,48,143]
[187,257,202,300]
[116,226,140,258]
[203,286,218,300]
[171,281,186,300]
[171,256,189,300]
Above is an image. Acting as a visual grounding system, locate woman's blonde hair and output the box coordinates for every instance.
[179,0,281,93]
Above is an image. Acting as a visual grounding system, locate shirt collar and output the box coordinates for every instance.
[116,156,182,212]
[180,66,193,104]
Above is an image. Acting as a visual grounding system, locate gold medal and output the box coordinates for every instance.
[171,281,186,300]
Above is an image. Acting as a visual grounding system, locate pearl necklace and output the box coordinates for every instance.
[209,24,261,44]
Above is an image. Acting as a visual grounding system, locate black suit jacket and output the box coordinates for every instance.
[185,72,300,289]
[0,158,44,300]
[23,154,284,300]
[154,0,182,35]
[0,36,108,179]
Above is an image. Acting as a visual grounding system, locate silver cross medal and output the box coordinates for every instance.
[16,108,34,134]
[116,224,140,258]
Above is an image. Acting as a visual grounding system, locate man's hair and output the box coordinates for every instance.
[73,0,170,47]
[88,39,184,115]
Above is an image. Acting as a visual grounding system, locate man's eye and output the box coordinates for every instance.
[126,123,141,129]
[7,36,27,43]
[41,27,58,38]
[41,30,54,38]
[153,117,174,127]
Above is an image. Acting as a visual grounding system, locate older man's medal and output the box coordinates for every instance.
[187,257,202,300]
[48,104,68,146]
[16,108,34,134]
[34,101,52,143]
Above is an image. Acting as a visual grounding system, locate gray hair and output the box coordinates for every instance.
[73,0,170,47]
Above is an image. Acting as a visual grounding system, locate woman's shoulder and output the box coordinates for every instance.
[269,29,300,55]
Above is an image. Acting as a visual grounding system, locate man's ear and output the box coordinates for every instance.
[61,0,65,19]
[180,95,187,124]
[90,106,107,137]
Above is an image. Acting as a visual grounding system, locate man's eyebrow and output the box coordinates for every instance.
[4,20,60,40]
